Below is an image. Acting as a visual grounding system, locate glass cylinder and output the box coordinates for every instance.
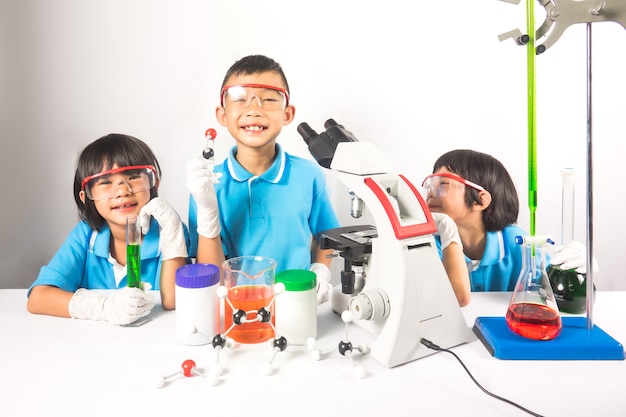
[222,256,276,344]
[506,238,562,340]
[126,215,141,288]
[548,168,592,314]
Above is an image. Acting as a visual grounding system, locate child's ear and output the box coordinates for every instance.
[283,105,295,126]
[79,191,86,204]
[216,106,227,126]
[475,190,492,211]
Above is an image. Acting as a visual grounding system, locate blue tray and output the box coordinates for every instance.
[473,316,625,360]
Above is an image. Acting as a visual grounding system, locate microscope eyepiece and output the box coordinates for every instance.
[297,122,318,146]
[298,119,360,169]
[324,118,339,129]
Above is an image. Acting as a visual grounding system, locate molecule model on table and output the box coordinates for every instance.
[154,359,206,389]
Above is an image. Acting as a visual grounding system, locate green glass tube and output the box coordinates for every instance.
[526,0,537,237]
[126,215,141,288]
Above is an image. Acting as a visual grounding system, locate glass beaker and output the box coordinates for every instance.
[222,256,276,344]
[506,237,562,340]
[548,168,593,314]
[126,215,141,288]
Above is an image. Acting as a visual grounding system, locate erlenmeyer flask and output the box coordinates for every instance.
[548,168,592,314]
[506,237,562,340]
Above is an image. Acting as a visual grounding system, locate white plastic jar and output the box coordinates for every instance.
[275,269,317,345]
[175,263,220,345]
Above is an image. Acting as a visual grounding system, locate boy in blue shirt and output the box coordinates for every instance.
[187,55,340,303]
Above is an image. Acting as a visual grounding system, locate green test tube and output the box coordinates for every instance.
[126,215,141,288]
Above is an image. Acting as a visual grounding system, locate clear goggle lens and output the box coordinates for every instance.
[220,84,289,111]
[421,173,485,198]
[82,165,157,201]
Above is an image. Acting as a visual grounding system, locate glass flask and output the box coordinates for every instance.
[548,168,593,314]
[506,237,562,340]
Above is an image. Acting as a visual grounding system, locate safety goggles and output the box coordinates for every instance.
[421,173,485,198]
[220,84,289,111]
[81,165,157,201]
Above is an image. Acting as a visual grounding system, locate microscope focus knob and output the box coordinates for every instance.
[349,288,390,321]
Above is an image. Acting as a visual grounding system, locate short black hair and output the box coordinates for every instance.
[73,134,161,231]
[221,55,290,94]
[432,149,519,231]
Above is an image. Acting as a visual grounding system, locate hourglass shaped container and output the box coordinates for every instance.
[506,236,562,340]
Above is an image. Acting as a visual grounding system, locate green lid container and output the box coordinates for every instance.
[275,269,316,292]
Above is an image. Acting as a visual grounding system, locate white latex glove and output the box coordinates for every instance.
[186,158,221,239]
[68,287,155,325]
[310,262,332,305]
[139,197,188,260]
[432,212,462,250]
[550,240,599,274]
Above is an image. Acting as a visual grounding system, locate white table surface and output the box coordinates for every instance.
[2,289,625,417]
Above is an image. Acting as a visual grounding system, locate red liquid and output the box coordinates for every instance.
[506,303,562,340]
[224,285,275,344]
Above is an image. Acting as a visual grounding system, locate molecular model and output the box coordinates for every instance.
[154,359,206,389]
[307,310,369,379]
[202,128,216,160]
[207,282,288,385]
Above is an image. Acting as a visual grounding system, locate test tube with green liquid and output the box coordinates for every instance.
[126,215,141,288]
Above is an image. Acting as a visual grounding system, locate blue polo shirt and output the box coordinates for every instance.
[28,218,185,295]
[189,144,340,272]
[435,224,527,292]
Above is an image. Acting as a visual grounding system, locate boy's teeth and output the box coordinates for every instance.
[246,126,263,131]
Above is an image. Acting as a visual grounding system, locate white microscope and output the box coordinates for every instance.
[298,119,473,368]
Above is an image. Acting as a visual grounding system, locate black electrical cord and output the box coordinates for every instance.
[420,338,545,417]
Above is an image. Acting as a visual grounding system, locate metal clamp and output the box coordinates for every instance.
[500,0,626,54]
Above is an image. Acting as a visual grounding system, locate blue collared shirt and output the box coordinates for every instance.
[435,224,528,292]
[28,218,187,295]
[189,144,340,272]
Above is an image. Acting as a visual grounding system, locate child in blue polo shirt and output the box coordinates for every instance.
[27,133,189,324]
[422,149,593,292]
[187,54,340,304]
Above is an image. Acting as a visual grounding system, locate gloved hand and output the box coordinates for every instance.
[310,262,332,305]
[68,287,155,325]
[139,197,188,260]
[550,240,599,274]
[186,158,221,239]
[432,212,462,250]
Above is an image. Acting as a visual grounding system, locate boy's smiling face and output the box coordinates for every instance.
[216,70,295,153]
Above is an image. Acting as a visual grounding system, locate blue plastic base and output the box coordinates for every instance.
[473,316,625,360]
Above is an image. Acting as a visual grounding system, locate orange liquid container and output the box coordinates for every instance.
[506,236,562,340]
[224,285,275,343]
[505,302,562,340]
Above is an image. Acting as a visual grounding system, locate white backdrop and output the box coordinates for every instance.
[1,0,624,290]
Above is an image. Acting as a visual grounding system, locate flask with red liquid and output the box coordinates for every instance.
[506,236,562,340]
